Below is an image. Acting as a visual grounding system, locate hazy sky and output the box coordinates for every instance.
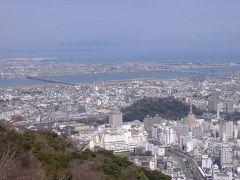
[1,0,240,62]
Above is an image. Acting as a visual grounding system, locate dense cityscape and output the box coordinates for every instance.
[1,0,240,179]
[1,61,240,179]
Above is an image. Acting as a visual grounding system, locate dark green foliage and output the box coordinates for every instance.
[22,130,42,153]
[37,152,72,174]
[98,150,132,167]
[61,133,69,139]
[0,120,171,180]
[79,149,96,160]
[39,130,72,151]
[70,151,82,159]
[140,167,171,180]
[103,159,121,176]
[122,97,203,121]
[41,130,58,138]
[24,139,42,153]
[112,156,132,167]
[5,129,19,142]
[0,124,6,132]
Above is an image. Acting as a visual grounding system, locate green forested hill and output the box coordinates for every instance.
[0,120,170,180]
[122,97,203,121]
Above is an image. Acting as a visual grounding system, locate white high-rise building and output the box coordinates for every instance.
[151,124,175,145]
[179,133,193,151]
[165,127,174,145]
[201,155,212,170]
[96,122,148,153]
[151,124,159,139]
[219,121,234,141]
[220,144,233,169]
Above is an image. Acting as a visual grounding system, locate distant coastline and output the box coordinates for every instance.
[0,57,57,62]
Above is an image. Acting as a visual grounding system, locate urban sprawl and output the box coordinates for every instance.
[1,60,240,180]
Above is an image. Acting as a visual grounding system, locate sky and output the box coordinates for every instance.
[1,0,240,63]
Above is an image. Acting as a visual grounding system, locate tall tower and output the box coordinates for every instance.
[184,99,195,125]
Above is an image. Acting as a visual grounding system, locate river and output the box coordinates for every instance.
[1,66,240,88]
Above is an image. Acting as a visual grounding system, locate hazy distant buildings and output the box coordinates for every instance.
[109,112,123,127]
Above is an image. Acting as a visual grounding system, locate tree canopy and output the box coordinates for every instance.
[0,120,170,180]
[122,97,203,121]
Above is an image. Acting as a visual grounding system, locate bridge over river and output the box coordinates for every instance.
[26,76,72,85]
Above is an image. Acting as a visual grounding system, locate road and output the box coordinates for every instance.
[167,148,204,180]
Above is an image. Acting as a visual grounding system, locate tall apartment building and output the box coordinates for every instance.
[220,144,233,169]
[208,92,220,112]
[109,112,123,127]
[219,121,235,141]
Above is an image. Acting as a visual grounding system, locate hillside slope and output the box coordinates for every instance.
[122,97,203,121]
[0,120,170,180]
